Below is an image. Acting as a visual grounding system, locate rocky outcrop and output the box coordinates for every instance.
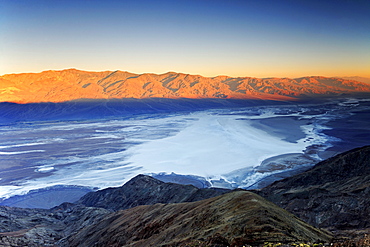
[68,191,332,247]
[258,146,370,232]
[1,69,370,103]
[78,174,230,211]
[0,204,110,246]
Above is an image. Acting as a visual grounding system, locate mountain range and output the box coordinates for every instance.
[0,146,369,246]
[1,69,370,103]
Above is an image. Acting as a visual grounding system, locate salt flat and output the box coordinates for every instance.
[127,111,311,179]
[0,98,369,208]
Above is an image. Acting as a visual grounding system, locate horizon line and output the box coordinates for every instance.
[1,68,368,80]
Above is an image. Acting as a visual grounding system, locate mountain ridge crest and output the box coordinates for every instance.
[1,69,370,103]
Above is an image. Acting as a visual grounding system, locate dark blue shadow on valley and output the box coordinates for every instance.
[0,98,292,124]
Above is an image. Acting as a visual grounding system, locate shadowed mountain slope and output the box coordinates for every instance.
[1,69,370,103]
[258,146,370,232]
[68,191,332,247]
[0,204,111,247]
[78,174,230,211]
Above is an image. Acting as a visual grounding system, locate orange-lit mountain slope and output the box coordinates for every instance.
[1,69,370,103]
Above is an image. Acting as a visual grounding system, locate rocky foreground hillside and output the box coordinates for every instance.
[0,146,369,246]
[1,69,370,103]
[259,146,370,231]
[70,191,331,247]
[0,185,331,247]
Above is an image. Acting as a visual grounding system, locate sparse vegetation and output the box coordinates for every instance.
[178,240,370,247]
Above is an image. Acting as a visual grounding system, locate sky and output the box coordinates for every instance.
[1,0,370,78]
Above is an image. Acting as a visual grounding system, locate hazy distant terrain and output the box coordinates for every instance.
[340,76,370,84]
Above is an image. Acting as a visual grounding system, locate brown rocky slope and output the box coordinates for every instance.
[68,191,332,247]
[1,69,370,103]
[258,146,370,236]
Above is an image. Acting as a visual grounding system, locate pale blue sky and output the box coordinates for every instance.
[1,0,369,78]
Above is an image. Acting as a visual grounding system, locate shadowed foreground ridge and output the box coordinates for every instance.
[0,176,331,247]
[68,191,331,247]
[259,145,370,233]
[77,174,230,211]
[0,147,369,246]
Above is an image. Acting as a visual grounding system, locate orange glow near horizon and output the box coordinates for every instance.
[2,64,370,80]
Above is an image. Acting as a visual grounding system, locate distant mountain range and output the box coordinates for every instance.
[1,69,370,103]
